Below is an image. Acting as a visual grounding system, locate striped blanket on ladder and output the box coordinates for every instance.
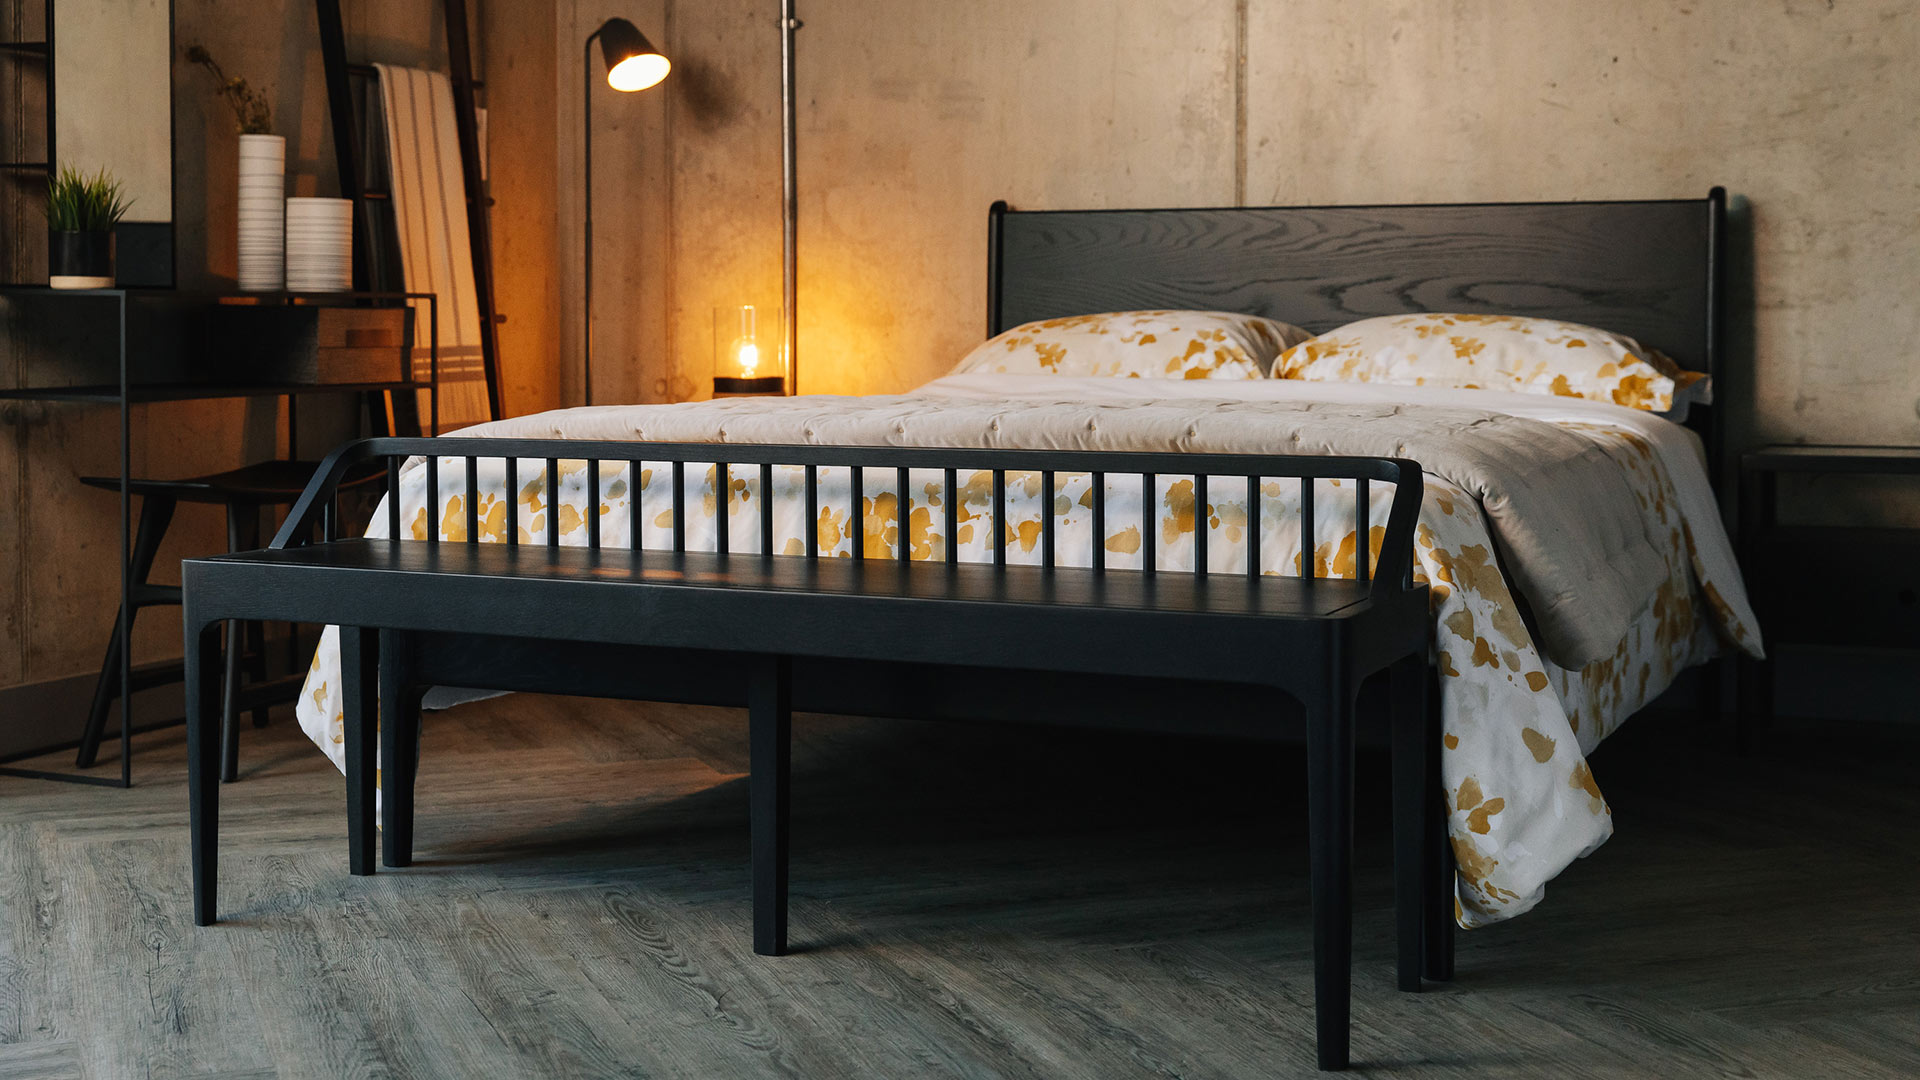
[374,64,491,429]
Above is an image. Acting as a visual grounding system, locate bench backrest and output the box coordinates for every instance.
[274,437,1424,599]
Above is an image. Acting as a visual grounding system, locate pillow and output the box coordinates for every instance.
[1273,313,1711,412]
[951,310,1313,380]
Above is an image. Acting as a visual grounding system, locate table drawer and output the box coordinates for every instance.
[208,304,414,385]
[1750,527,1920,648]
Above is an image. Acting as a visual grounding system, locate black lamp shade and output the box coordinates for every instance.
[595,17,670,92]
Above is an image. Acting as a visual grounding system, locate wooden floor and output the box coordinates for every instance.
[1,695,1915,1080]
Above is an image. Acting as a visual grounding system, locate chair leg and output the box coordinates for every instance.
[750,654,793,957]
[76,494,176,769]
[380,631,422,868]
[1422,676,1456,983]
[187,618,224,926]
[1305,658,1357,1071]
[341,626,378,877]
[1388,651,1429,993]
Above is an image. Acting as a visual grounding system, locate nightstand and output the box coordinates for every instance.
[1738,445,1920,737]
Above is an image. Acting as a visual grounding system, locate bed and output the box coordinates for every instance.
[289,191,1761,931]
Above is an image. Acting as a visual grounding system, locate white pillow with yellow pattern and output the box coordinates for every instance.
[1273,313,1711,413]
[952,310,1313,380]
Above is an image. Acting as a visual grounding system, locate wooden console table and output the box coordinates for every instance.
[0,288,438,786]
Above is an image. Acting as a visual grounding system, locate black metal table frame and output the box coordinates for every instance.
[0,288,438,787]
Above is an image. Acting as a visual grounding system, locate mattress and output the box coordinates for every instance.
[293,375,1761,928]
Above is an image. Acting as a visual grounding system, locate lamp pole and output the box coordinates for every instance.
[583,29,601,407]
[582,18,669,407]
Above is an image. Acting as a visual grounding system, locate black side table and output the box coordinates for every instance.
[1738,445,1920,742]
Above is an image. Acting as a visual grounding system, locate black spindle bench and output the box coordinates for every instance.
[181,436,1441,1071]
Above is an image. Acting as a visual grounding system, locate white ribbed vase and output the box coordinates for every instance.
[236,134,286,291]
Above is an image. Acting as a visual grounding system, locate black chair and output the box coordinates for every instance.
[75,460,383,781]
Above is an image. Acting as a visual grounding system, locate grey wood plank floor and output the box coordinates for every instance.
[1,693,1914,1079]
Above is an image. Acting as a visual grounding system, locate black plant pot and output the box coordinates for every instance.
[49,229,115,289]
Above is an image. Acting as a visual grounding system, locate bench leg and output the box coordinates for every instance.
[187,618,223,926]
[220,619,243,783]
[1422,676,1456,983]
[1305,663,1357,1071]
[750,655,793,957]
[341,626,378,878]
[1388,651,1428,993]
[380,632,421,869]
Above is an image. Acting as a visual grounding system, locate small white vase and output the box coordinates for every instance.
[285,197,353,292]
[236,133,286,291]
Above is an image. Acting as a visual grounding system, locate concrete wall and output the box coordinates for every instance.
[0,1,561,746]
[615,0,1916,461]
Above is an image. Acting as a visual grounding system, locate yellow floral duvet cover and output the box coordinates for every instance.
[295,375,1761,928]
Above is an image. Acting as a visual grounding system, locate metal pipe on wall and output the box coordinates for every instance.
[781,0,798,395]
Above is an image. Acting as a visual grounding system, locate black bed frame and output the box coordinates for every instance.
[184,192,1731,1072]
[988,189,1728,488]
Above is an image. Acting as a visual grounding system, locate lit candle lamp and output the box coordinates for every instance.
[714,304,785,395]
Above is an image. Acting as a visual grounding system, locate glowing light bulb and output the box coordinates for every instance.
[736,341,760,378]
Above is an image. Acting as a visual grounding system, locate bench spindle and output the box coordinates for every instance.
[851,467,865,560]
[630,460,643,552]
[942,467,958,565]
[1301,477,1316,579]
[385,460,400,539]
[466,457,480,544]
[1357,478,1371,583]
[717,463,730,556]
[1142,472,1156,575]
[1091,471,1105,572]
[587,460,601,549]
[897,466,910,562]
[760,463,775,556]
[1247,475,1261,579]
[1041,470,1056,570]
[545,459,561,549]
[805,466,819,557]
[1195,474,1208,576]
[672,461,686,552]
[992,470,1006,568]
[506,458,519,546]
[425,456,439,546]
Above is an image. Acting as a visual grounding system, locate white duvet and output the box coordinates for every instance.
[295,375,1761,927]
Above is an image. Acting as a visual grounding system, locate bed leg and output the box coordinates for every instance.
[341,626,378,878]
[1422,673,1456,983]
[380,631,420,868]
[750,654,793,957]
[1389,652,1428,993]
[1305,662,1356,1071]
[187,618,224,926]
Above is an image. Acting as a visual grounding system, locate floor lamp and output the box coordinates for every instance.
[583,17,670,406]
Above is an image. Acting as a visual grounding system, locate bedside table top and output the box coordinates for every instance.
[1742,444,1920,475]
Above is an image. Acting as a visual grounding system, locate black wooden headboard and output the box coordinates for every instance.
[985,188,1728,472]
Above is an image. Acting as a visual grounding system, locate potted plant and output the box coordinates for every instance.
[46,165,131,289]
[187,44,282,290]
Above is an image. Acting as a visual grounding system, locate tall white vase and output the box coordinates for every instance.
[236,134,286,291]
